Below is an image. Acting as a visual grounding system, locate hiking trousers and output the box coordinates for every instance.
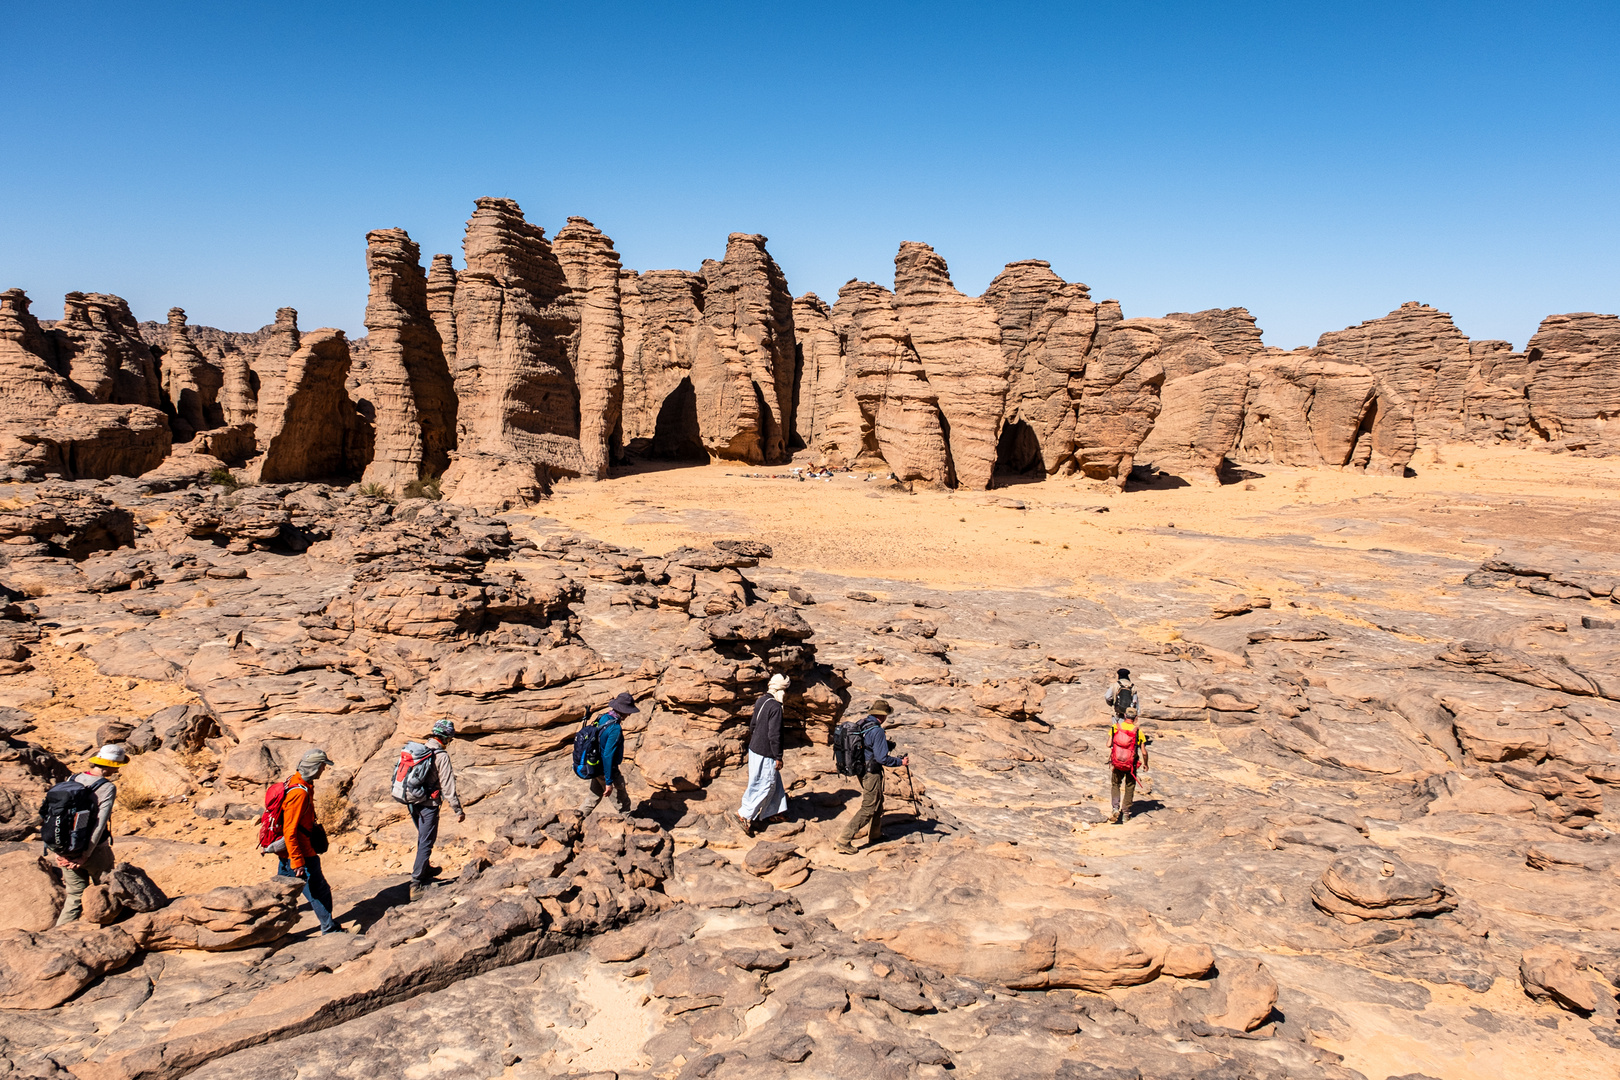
[55,842,114,925]
[591,769,632,813]
[839,769,886,847]
[277,855,337,933]
[1109,767,1136,818]
[410,802,440,886]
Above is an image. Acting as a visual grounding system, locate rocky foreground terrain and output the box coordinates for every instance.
[0,443,1618,1080]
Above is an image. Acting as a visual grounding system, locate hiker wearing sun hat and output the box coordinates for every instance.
[47,744,126,925]
[736,673,790,836]
[587,693,638,814]
[406,720,464,901]
[832,700,908,855]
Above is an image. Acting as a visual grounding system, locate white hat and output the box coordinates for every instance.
[768,673,789,692]
[89,744,129,768]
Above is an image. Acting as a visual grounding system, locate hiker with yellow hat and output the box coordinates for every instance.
[44,744,127,925]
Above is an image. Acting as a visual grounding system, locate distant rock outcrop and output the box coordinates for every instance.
[160,308,225,441]
[1524,312,1620,453]
[553,217,625,480]
[359,228,457,492]
[50,293,163,409]
[246,329,371,483]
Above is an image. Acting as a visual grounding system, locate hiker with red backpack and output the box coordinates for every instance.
[43,744,126,925]
[391,720,464,901]
[274,748,340,933]
[1107,706,1150,824]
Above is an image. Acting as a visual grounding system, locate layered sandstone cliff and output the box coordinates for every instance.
[1524,312,1620,453]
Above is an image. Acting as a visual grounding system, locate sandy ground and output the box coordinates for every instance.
[531,443,1620,589]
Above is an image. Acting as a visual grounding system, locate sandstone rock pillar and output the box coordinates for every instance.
[248,328,372,483]
[360,228,458,492]
[553,217,625,480]
[162,308,224,440]
[249,308,300,452]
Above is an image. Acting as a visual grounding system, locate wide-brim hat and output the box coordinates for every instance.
[89,744,128,768]
[610,692,639,715]
[868,699,893,716]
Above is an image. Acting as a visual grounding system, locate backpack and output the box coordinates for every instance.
[391,742,438,804]
[573,717,604,780]
[258,780,288,853]
[39,777,106,857]
[1109,679,1137,717]
[832,718,874,777]
[1110,720,1140,773]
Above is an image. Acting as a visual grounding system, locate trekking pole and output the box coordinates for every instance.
[902,761,922,816]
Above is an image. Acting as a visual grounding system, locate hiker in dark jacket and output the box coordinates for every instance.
[736,673,789,836]
[833,699,907,854]
[591,692,637,813]
[409,720,464,901]
[53,745,125,925]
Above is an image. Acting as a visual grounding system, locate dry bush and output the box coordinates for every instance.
[316,787,356,835]
[114,772,158,812]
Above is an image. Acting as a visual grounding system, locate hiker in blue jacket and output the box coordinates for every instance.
[832,699,908,854]
[591,692,636,812]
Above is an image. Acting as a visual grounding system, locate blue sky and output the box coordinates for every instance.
[2,1,1615,349]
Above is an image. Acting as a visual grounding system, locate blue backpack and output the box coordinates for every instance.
[573,717,603,780]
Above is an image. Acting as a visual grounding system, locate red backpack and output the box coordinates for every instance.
[257,780,288,851]
[1109,720,1140,773]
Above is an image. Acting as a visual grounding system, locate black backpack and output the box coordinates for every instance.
[573,716,604,780]
[39,777,107,857]
[832,719,875,777]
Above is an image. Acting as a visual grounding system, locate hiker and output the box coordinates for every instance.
[47,745,126,925]
[408,720,465,901]
[1107,706,1150,824]
[589,693,637,813]
[833,699,908,855]
[1105,668,1137,718]
[277,748,340,933]
[736,673,789,836]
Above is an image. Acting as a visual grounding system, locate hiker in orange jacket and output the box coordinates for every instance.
[277,749,339,933]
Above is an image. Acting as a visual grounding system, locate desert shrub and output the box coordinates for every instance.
[402,475,443,501]
[206,468,245,491]
[315,787,356,835]
[359,482,396,503]
[114,772,158,812]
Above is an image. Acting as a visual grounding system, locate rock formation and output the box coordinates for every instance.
[160,308,225,441]
[246,329,371,483]
[50,292,164,409]
[425,253,457,366]
[247,307,300,452]
[442,198,583,505]
[553,217,626,479]
[698,233,799,464]
[892,242,1011,489]
[359,229,457,492]
[1524,312,1620,452]
[1,289,80,415]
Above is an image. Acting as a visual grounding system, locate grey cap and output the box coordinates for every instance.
[298,748,333,778]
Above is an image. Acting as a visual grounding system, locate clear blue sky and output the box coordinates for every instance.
[3,1,1615,349]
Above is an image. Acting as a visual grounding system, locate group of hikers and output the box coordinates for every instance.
[40,669,1151,931]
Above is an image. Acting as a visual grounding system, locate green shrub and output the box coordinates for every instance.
[359,482,395,503]
[206,468,245,491]
[402,475,443,501]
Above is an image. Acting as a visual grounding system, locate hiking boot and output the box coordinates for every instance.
[409,884,424,902]
[1106,811,1122,824]
[832,841,857,855]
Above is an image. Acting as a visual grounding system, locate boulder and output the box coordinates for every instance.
[124,877,304,951]
[1520,945,1598,1013]
[1310,847,1456,922]
[1524,312,1620,454]
[0,851,65,932]
[0,924,138,1009]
